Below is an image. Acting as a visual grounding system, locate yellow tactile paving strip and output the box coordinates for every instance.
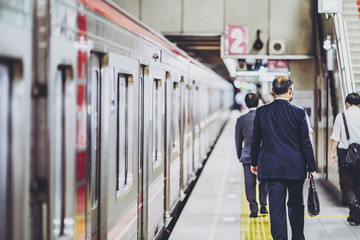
[240,176,272,240]
[240,176,348,240]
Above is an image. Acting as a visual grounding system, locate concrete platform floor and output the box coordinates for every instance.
[169,111,360,240]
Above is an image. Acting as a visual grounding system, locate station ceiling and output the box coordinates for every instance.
[164,35,233,82]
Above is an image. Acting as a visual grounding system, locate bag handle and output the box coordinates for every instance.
[309,175,316,191]
[342,113,350,140]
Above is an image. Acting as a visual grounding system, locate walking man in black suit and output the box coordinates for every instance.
[235,93,268,218]
[251,76,317,240]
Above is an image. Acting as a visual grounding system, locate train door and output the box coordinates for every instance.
[187,84,194,178]
[104,53,138,240]
[0,62,12,240]
[52,66,77,239]
[180,79,189,191]
[205,88,211,151]
[164,72,171,226]
[166,77,181,219]
[143,64,165,239]
[192,82,201,171]
[138,65,148,240]
[0,60,30,240]
[199,85,207,161]
[164,72,181,226]
[87,53,102,240]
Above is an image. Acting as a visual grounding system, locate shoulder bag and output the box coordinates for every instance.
[341,113,360,168]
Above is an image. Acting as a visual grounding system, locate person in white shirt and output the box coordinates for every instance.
[330,93,360,225]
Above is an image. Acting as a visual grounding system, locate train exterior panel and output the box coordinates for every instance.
[1,0,233,239]
[0,1,33,240]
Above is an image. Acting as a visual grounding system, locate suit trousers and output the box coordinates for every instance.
[337,148,360,206]
[266,179,305,240]
[242,163,267,214]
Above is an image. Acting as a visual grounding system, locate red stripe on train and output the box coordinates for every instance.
[76,13,88,240]
[76,0,188,59]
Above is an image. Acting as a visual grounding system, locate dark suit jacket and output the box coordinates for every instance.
[235,109,256,164]
[250,99,316,179]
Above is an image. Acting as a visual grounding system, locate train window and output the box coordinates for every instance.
[152,78,163,167]
[187,84,192,126]
[116,74,134,193]
[193,84,199,126]
[90,59,100,209]
[180,79,185,137]
[172,82,180,152]
[53,68,65,235]
[0,63,10,239]
[138,65,148,173]
[53,66,74,236]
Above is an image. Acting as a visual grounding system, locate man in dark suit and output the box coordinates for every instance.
[251,76,317,240]
[235,93,268,218]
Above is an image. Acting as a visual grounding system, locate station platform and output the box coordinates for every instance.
[169,111,360,240]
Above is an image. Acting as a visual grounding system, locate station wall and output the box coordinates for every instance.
[114,0,316,56]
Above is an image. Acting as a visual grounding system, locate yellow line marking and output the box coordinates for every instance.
[240,175,348,239]
[261,216,267,239]
[240,175,272,239]
[305,216,347,219]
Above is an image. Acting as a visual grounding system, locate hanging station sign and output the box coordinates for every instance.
[225,25,249,55]
[267,60,289,72]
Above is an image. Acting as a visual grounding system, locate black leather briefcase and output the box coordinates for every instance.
[307,176,320,217]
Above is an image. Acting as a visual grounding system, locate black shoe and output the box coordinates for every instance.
[249,212,258,218]
[348,216,360,225]
[349,204,360,225]
[348,208,354,222]
[260,206,268,214]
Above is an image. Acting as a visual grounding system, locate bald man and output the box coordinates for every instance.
[250,76,316,240]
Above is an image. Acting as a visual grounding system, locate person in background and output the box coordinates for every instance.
[235,93,268,218]
[305,112,314,144]
[330,92,360,225]
[287,92,313,144]
[251,76,316,240]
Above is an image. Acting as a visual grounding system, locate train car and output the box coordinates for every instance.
[0,0,233,240]
[0,1,33,240]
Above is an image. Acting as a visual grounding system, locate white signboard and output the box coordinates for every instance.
[318,0,342,13]
[291,90,314,127]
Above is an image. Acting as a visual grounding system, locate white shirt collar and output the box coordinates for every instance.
[275,97,289,102]
[347,106,359,111]
[249,107,257,111]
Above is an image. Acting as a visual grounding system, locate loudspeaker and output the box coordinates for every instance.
[237,60,247,70]
[269,39,286,55]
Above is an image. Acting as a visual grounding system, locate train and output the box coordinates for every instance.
[0,0,233,239]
